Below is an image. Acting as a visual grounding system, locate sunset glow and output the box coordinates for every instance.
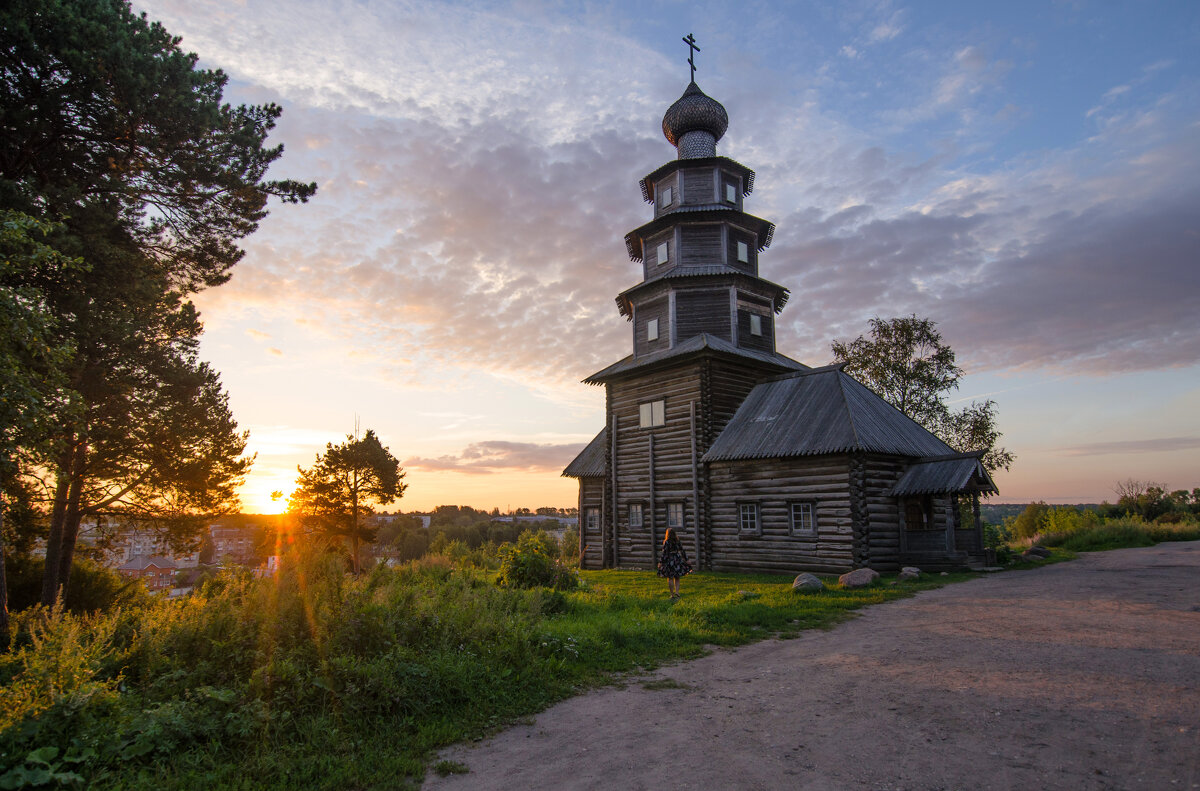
[129,0,1200,512]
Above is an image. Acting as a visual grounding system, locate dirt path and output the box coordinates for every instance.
[424,543,1200,791]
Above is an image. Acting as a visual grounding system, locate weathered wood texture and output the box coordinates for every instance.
[633,297,670,357]
[609,362,704,569]
[708,455,856,574]
[676,288,732,342]
[578,478,605,569]
[727,227,757,274]
[680,224,723,266]
[736,309,773,353]
[682,167,714,204]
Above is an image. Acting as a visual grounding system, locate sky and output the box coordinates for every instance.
[133,0,1200,513]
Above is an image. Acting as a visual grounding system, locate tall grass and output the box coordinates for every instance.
[0,549,968,790]
[1034,514,1200,552]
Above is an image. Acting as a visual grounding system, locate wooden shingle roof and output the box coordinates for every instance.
[562,429,607,478]
[583,333,807,385]
[702,365,955,462]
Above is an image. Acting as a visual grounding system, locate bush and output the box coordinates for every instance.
[496,531,578,591]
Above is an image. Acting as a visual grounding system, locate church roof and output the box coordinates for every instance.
[583,333,807,385]
[702,365,956,462]
[562,428,607,478]
[662,81,728,146]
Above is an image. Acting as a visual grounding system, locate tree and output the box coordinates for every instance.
[0,211,77,639]
[288,430,405,573]
[1,0,315,605]
[831,315,1014,474]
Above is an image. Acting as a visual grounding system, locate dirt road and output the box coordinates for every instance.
[424,542,1200,790]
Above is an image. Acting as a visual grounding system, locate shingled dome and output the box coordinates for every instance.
[662,81,729,146]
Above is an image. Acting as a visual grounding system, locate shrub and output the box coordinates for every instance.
[496,530,578,591]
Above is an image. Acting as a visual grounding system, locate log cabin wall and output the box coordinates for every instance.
[859,454,905,571]
[680,224,723,266]
[578,477,605,569]
[608,362,704,569]
[707,454,856,574]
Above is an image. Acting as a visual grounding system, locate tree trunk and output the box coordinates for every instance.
[1,499,10,647]
[40,459,72,607]
[41,442,86,607]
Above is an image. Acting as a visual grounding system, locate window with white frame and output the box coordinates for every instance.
[749,314,762,336]
[789,501,816,537]
[738,502,760,534]
[736,240,749,263]
[585,508,600,532]
[647,318,659,341]
[659,185,673,207]
[639,399,665,428]
[629,503,643,528]
[656,241,669,266]
[725,182,737,203]
[667,502,684,529]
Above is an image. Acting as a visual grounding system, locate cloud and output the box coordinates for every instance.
[267,347,284,357]
[1056,437,1200,456]
[246,328,270,340]
[404,440,586,475]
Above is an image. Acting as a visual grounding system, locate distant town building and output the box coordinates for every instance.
[117,555,178,591]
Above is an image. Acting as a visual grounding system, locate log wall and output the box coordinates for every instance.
[578,477,605,569]
[708,454,856,574]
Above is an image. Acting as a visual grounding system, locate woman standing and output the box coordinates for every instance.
[657,528,693,600]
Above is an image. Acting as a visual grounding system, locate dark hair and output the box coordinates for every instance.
[662,528,681,550]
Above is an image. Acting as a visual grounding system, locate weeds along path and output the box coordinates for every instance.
[424,542,1200,791]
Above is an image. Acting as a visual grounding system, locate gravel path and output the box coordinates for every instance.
[424,542,1200,790]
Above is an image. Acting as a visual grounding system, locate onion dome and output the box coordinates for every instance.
[662,81,729,147]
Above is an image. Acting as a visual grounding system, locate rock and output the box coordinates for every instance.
[792,573,825,592]
[1027,546,1052,558]
[897,570,920,581]
[940,571,949,576]
[901,566,922,576]
[838,568,880,588]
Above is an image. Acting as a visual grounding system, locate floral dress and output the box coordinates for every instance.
[657,543,693,579]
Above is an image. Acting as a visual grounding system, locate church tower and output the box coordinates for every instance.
[565,41,997,575]
[567,73,808,571]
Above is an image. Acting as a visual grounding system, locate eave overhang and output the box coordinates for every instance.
[614,269,790,319]
[624,207,775,261]
[638,156,756,203]
[583,332,806,385]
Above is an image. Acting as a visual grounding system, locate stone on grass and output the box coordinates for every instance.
[901,566,922,576]
[838,568,879,588]
[897,570,920,581]
[1027,546,1052,558]
[792,573,825,592]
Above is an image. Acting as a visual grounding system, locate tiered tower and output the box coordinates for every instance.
[617,82,789,361]
[573,77,807,570]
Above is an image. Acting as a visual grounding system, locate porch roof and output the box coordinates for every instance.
[889,453,999,497]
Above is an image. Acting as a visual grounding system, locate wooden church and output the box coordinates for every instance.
[563,73,997,575]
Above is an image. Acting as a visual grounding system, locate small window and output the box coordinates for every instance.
[725,183,737,203]
[639,399,665,428]
[790,502,816,537]
[585,508,600,531]
[749,314,762,336]
[738,503,760,535]
[657,241,669,266]
[659,185,673,206]
[667,502,684,529]
[629,503,643,528]
[647,318,659,341]
[736,241,749,263]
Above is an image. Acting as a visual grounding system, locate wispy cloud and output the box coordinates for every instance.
[404,440,585,475]
[1056,437,1200,456]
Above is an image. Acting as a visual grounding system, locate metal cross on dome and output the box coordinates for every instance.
[683,33,700,82]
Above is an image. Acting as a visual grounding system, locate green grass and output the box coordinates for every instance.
[1036,517,1200,553]
[0,556,975,790]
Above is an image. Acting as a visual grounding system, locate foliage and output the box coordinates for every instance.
[0,551,972,790]
[560,527,580,564]
[496,530,578,591]
[831,314,1014,474]
[288,430,404,573]
[1100,479,1200,522]
[1,0,314,607]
